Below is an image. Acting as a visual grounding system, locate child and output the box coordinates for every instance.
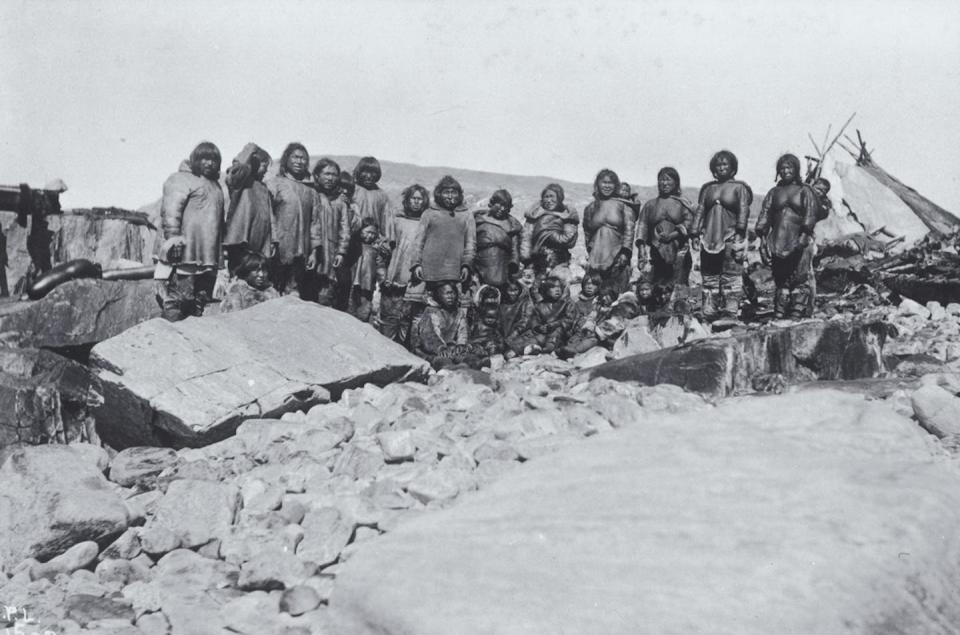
[501,278,535,358]
[516,276,571,355]
[348,219,389,323]
[557,272,603,358]
[469,286,504,356]
[413,281,486,370]
[220,251,279,313]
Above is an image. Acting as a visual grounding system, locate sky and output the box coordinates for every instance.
[2,0,958,211]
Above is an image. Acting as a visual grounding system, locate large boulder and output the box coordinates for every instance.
[583,318,887,397]
[0,348,102,448]
[0,279,159,351]
[0,444,128,569]
[90,296,431,448]
[330,390,960,634]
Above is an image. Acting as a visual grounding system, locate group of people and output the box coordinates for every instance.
[155,141,833,368]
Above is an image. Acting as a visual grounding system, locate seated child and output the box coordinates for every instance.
[470,304,506,356]
[515,276,571,355]
[413,281,487,370]
[348,219,390,323]
[557,272,603,359]
[501,278,535,359]
[220,251,279,313]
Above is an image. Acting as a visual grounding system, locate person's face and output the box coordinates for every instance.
[246,266,270,291]
[357,168,377,188]
[360,225,378,244]
[600,291,616,306]
[598,175,617,198]
[541,190,559,211]
[813,181,830,198]
[317,165,340,191]
[714,156,733,180]
[637,284,653,300]
[778,161,797,183]
[618,183,631,198]
[520,269,536,287]
[439,186,460,209]
[199,157,219,179]
[658,172,677,196]
[581,277,599,298]
[437,285,458,309]
[504,283,522,302]
[286,149,309,179]
[490,200,510,219]
[408,190,426,213]
[544,284,562,302]
[481,310,499,326]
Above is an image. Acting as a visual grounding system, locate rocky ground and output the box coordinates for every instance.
[2,328,960,633]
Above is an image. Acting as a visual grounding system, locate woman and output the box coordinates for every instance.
[473,189,522,288]
[309,157,352,307]
[379,183,429,344]
[691,150,753,320]
[154,141,225,321]
[266,142,319,297]
[520,183,579,279]
[755,153,819,318]
[582,169,635,294]
[223,143,273,273]
[637,167,694,302]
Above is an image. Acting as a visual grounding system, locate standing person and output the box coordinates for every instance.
[755,154,819,318]
[690,150,753,321]
[347,219,389,323]
[410,175,476,293]
[223,143,274,274]
[379,184,429,344]
[473,189,522,289]
[352,156,392,240]
[637,167,695,303]
[520,183,580,283]
[309,158,352,306]
[582,169,635,295]
[266,142,318,298]
[334,169,360,310]
[154,141,225,321]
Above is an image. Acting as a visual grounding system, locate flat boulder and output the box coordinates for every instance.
[0,444,128,568]
[89,296,430,448]
[0,279,159,351]
[584,318,887,397]
[330,390,960,634]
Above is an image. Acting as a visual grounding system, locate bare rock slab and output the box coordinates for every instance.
[0,348,102,448]
[584,318,887,397]
[330,391,960,634]
[0,444,128,568]
[0,279,159,350]
[89,296,430,448]
[149,479,239,549]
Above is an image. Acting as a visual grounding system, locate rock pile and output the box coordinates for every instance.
[0,355,707,634]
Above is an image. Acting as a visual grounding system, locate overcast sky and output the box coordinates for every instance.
[2,0,958,210]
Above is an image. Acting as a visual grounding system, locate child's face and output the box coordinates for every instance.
[544,284,562,302]
[246,266,270,291]
[520,269,536,287]
[618,183,632,198]
[481,310,499,326]
[813,181,830,198]
[357,168,378,188]
[436,285,458,310]
[599,290,617,306]
[504,283,522,303]
[581,277,599,298]
[637,283,653,300]
[360,226,378,243]
[543,248,559,269]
